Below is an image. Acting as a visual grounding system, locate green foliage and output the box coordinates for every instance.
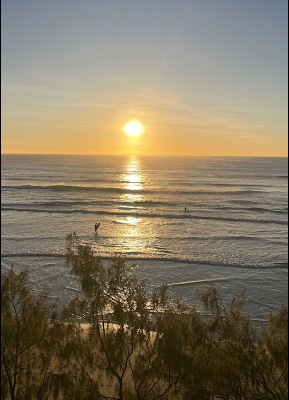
[1,267,69,400]
[63,233,184,400]
[1,235,288,399]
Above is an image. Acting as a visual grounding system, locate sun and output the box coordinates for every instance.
[123,120,144,137]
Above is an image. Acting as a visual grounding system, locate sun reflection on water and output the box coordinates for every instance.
[124,157,143,191]
[115,156,151,253]
[121,156,145,203]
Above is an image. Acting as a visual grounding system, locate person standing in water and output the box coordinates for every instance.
[184,206,188,212]
[95,222,100,233]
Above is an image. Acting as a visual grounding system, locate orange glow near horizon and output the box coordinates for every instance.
[1,115,287,157]
[2,2,287,159]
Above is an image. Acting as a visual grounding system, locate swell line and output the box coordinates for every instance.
[1,252,287,270]
[1,184,265,196]
[2,206,287,225]
[167,277,230,286]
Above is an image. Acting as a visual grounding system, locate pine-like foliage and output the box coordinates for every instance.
[1,233,288,400]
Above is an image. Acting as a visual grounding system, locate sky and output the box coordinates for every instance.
[2,0,288,156]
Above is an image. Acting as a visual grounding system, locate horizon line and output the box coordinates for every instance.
[1,153,288,158]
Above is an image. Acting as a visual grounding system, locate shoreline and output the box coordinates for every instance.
[1,254,288,321]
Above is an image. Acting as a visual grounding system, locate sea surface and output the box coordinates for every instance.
[1,154,288,321]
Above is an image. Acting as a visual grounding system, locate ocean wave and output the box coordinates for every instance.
[1,252,65,258]
[1,252,287,270]
[247,207,287,213]
[2,200,287,214]
[175,235,286,245]
[211,204,287,214]
[167,277,230,286]
[1,199,172,208]
[1,184,265,196]
[2,205,287,225]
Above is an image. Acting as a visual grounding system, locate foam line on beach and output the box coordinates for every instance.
[167,277,230,287]
[2,253,287,270]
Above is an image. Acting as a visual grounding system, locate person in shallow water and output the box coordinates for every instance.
[184,206,188,212]
[95,222,100,233]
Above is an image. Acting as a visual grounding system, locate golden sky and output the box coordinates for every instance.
[2,1,288,157]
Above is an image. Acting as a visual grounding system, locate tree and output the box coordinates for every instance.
[2,236,287,400]
[198,287,288,399]
[255,306,288,399]
[62,232,195,400]
[1,267,66,400]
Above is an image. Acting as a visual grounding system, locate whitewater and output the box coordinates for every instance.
[1,155,287,320]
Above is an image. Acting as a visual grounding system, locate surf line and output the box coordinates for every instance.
[167,277,230,287]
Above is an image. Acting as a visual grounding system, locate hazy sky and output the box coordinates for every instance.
[2,0,288,156]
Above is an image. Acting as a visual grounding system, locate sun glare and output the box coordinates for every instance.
[123,120,144,137]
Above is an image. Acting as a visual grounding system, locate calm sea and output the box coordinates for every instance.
[1,155,288,320]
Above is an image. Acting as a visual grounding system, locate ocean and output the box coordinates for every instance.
[1,154,288,321]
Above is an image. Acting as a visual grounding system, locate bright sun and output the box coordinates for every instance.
[123,120,144,137]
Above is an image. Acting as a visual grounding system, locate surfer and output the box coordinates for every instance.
[184,206,188,212]
[95,222,100,233]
